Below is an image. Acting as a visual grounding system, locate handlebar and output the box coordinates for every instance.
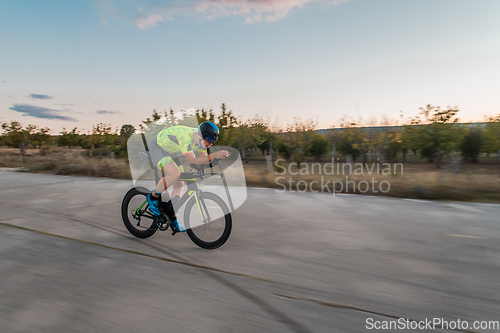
[190,158,220,173]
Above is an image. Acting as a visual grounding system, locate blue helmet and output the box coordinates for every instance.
[198,121,219,144]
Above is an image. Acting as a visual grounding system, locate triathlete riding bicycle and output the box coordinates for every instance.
[146,121,230,233]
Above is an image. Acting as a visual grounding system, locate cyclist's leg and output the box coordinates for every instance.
[153,161,185,232]
[171,180,184,198]
[144,137,168,215]
[146,161,180,218]
[146,135,185,231]
[154,161,180,195]
[147,135,167,175]
[146,135,182,220]
[170,157,185,199]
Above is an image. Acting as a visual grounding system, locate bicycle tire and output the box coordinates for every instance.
[184,192,232,249]
[121,187,158,238]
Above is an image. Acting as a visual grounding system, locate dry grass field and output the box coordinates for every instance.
[1,147,499,203]
[244,158,500,203]
[0,147,131,179]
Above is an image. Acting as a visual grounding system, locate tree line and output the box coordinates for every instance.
[1,103,500,167]
[328,105,500,167]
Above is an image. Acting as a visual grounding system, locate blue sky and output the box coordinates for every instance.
[1,0,499,133]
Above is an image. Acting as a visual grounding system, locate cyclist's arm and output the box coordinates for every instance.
[183,150,228,165]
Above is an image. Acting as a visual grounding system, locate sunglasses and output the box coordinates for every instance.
[204,135,217,144]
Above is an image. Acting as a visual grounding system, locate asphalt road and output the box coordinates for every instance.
[1,168,499,333]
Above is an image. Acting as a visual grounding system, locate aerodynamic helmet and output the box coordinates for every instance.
[198,121,219,144]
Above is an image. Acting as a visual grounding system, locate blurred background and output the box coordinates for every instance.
[1,0,499,332]
[1,104,499,203]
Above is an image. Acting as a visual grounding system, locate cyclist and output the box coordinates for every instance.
[146,121,230,233]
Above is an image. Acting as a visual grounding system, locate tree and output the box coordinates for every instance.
[86,123,116,157]
[142,109,161,126]
[371,127,402,162]
[281,117,317,164]
[405,104,463,168]
[337,140,361,161]
[32,127,51,149]
[276,136,292,159]
[214,103,238,147]
[196,107,216,124]
[58,128,81,151]
[401,123,420,157]
[120,124,135,139]
[233,123,253,162]
[484,115,500,160]
[307,134,329,160]
[231,114,275,162]
[250,114,275,156]
[114,124,135,158]
[459,125,484,162]
[336,118,364,161]
[1,121,38,163]
[325,126,345,160]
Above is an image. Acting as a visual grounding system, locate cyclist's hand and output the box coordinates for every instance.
[213,150,230,159]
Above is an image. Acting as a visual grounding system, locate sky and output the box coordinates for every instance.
[1,0,499,133]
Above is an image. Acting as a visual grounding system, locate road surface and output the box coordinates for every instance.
[0,168,499,332]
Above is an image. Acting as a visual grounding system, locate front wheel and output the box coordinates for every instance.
[184,192,232,249]
[121,187,158,238]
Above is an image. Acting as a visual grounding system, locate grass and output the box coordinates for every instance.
[1,147,499,203]
[0,147,131,179]
[241,155,500,203]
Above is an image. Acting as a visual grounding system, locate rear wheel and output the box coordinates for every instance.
[121,187,158,238]
[184,192,232,249]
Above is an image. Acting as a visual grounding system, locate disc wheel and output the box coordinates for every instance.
[184,192,232,249]
[121,187,158,238]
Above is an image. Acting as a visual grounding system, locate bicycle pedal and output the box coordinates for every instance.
[171,230,178,236]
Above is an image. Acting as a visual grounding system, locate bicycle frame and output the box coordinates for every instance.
[135,171,222,224]
[176,175,207,222]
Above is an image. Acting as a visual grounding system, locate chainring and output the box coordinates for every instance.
[155,215,170,231]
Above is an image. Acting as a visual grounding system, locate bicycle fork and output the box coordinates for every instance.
[193,191,211,224]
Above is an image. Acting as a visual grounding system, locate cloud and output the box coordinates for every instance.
[96,110,121,114]
[29,94,53,100]
[135,11,164,29]
[55,103,75,106]
[97,0,348,29]
[9,104,78,122]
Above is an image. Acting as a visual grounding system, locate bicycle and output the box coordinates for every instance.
[121,157,232,249]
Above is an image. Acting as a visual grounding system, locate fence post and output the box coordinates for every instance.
[378,152,385,164]
[20,142,26,164]
[451,150,461,173]
[345,154,353,175]
[266,142,273,173]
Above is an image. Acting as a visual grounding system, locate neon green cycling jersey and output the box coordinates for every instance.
[155,126,206,170]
